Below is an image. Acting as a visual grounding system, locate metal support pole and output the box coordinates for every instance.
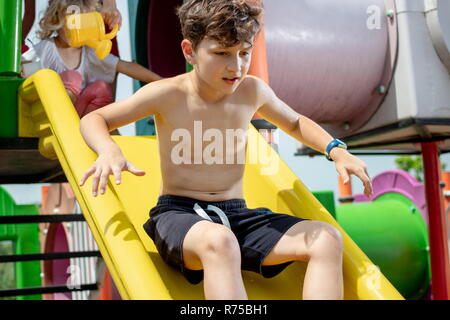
[421,141,450,300]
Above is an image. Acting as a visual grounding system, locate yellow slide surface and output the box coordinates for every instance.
[18,70,403,300]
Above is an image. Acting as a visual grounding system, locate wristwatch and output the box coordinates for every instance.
[324,139,347,161]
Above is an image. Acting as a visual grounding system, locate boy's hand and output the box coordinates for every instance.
[331,148,373,197]
[79,153,146,197]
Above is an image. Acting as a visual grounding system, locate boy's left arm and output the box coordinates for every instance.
[253,76,373,197]
[117,60,163,83]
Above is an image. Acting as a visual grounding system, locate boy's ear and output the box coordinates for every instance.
[181,39,195,65]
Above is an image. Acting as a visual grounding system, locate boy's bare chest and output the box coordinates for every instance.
[157,100,255,167]
[160,100,256,133]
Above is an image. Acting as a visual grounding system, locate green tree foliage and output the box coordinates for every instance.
[395,155,447,182]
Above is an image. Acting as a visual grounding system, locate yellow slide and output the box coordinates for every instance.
[18,70,403,300]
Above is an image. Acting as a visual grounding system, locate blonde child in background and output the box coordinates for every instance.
[22,0,162,119]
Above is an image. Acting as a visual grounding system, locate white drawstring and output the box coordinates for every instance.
[193,203,231,229]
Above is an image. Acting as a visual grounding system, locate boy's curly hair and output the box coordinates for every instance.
[177,0,263,50]
[38,0,100,40]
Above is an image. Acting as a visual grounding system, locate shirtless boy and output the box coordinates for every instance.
[79,0,373,300]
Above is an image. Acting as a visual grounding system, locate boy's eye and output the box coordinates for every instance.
[215,52,250,56]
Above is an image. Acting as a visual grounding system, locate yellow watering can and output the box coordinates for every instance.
[65,12,119,60]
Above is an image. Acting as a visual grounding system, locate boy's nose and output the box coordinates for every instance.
[227,58,243,72]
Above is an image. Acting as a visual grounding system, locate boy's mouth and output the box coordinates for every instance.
[222,77,240,85]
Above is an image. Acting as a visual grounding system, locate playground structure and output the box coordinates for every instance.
[0,0,449,300]
[264,0,450,298]
[0,187,41,300]
[0,165,437,300]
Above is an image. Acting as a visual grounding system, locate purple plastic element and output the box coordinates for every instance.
[48,223,71,300]
[354,169,428,224]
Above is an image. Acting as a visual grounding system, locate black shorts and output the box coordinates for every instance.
[143,195,308,285]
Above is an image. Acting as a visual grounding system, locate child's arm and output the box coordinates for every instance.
[79,80,172,195]
[117,60,163,83]
[252,76,373,197]
[101,0,122,29]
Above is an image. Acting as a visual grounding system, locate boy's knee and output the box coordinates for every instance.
[200,226,240,258]
[308,222,343,259]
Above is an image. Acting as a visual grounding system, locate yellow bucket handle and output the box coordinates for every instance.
[103,24,119,40]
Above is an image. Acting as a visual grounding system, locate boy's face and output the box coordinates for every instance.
[183,37,254,95]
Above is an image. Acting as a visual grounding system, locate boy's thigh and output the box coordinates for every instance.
[262,220,340,266]
[182,220,238,270]
[144,209,205,271]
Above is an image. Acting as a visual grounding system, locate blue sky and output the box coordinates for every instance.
[4,0,449,206]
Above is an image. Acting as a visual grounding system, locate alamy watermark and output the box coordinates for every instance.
[66,5,82,29]
[367,5,382,30]
[366,265,382,290]
[170,121,280,175]
[66,265,82,290]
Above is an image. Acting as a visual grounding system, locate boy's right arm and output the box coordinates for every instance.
[79,80,174,196]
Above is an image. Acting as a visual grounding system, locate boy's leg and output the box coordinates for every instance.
[182,220,248,300]
[262,220,344,300]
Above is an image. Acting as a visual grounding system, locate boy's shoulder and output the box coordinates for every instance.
[159,72,190,89]
[146,73,189,97]
[243,74,264,84]
[240,74,274,106]
[135,73,189,106]
[140,74,270,105]
[241,74,271,94]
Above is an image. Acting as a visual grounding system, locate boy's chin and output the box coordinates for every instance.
[220,80,240,91]
[221,85,238,94]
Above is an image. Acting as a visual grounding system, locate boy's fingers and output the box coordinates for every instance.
[355,169,373,196]
[366,179,373,196]
[91,169,101,196]
[364,168,373,195]
[80,167,95,186]
[126,162,146,176]
[364,167,371,181]
[338,168,350,184]
[99,171,110,195]
[112,168,122,184]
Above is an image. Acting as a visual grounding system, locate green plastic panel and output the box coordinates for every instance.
[0,187,42,300]
[336,193,430,299]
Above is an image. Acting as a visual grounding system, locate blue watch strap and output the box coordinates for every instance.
[325,139,347,161]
